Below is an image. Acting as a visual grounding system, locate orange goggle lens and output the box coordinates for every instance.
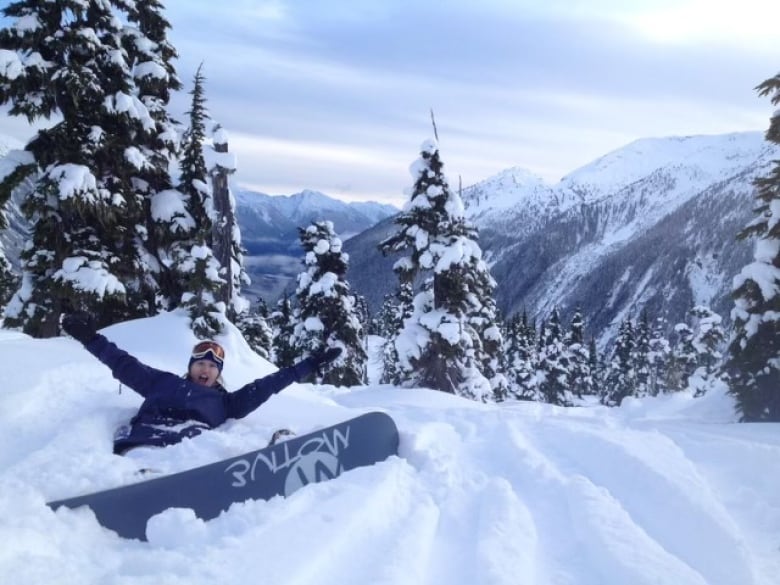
[191,341,225,364]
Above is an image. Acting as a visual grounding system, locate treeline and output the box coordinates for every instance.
[379,304,725,407]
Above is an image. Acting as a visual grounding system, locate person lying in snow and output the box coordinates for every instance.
[61,311,341,455]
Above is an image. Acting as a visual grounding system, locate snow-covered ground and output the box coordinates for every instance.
[1,312,778,585]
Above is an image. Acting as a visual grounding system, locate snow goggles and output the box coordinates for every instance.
[191,341,225,365]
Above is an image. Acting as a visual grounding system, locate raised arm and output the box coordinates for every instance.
[62,312,166,398]
[226,347,342,419]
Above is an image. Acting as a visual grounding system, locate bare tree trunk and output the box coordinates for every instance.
[211,139,233,309]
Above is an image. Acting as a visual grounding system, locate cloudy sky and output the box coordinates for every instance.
[2,0,778,206]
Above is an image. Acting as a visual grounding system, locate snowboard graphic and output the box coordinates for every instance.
[48,411,399,541]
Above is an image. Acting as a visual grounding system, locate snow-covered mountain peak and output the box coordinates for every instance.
[283,189,341,216]
[462,166,557,218]
[560,131,768,200]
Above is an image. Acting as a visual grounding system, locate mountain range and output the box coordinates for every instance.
[235,189,397,300]
[344,131,778,346]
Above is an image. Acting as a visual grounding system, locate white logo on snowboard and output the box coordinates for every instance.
[224,426,350,496]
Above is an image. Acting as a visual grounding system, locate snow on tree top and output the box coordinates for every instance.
[314,239,330,255]
[151,189,196,232]
[445,193,465,219]
[55,256,126,297]
[213,126,229,145]
[310,272,338,297]
[50,164,97,201]
[131,35,157,56]
[306,220,334,233]
[104,92,154,129]
[433,237,482,273]
[13,14,42,33]
[134,61,168,80]
[124,146,148,170]
[76,27,101,46]
[409,154,439,185]
[304,316,324,331]
[0,49,23,79]
[205,149,236,172]
[420,139,438,155]
[426,184,444,198]
[107,49,125,67]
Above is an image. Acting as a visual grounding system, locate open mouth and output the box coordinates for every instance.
[198,375,210,384]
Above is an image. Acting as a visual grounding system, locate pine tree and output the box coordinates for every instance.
[602,319,636,406]
[234,301,273,360]
[688,305,726,397]
[505,311,541,401]
[113,0,184,314]
[670,321,697,392]
[566,307,593,398]
[725,71,780,420]
[270,295,297,367]
[0,250,18,310]
[179,64,209,210]
[373,293,397,338]
[379,138,502,400]
[647,316,672,395]
[632,310,652,398]
[176,65,224,337]
[380,281,413,385]
[537,308,572,406]
[468,258,509,400]
[292,221,366,386]
[0,0,180,336]
[587,337,604,393]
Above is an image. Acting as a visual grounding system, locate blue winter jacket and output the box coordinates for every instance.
[83,334,316,455]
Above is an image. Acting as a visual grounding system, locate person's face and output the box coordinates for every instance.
[189,359,220,387]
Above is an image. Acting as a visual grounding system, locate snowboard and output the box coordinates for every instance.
[47,411,399,541]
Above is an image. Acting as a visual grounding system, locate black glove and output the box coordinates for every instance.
[292,347,343,382]
[310,346,342,367]
[61,311,97,344]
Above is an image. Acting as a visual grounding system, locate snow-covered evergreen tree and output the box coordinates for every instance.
[0,0,180,336]
[602,319,636,406]
[588,337,604,393]
[379,139,502,400]
[292,221,366,386]
[372,293,397,338]
[647,316,672,395]
[234,300,273,360]
[632,310,652,398]
[176,65,225,337]
[468,259,509,400]
[725,71,780,420]
[566,307,593,397]
[0,249,17,311]
[505,311,541,400]
[537,308,572,406]
[687,305,726,397]
[380,281,413,385]
[669,321,697,392]
[111,0,184,313]
[270,295,297,368]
